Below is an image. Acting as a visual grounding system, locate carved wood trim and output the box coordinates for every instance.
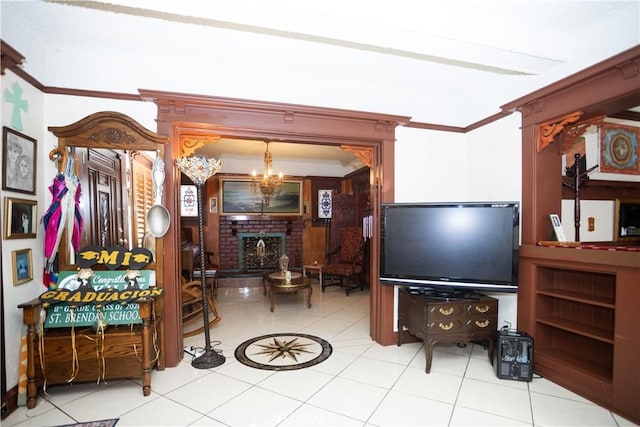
[179,134,221,157]
[49,111,169,149]
[341,145,373,168]
[1,40,24,75]
[537,111,583,153]
[560,115,606,153]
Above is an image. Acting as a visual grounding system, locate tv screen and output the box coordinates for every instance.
[380,202,519,293]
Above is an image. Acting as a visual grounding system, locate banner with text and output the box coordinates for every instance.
[44,270,156,328]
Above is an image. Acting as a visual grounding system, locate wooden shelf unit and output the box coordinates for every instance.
[510,47,640,424]
[518,246,639,423]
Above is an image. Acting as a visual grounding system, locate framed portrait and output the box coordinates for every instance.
[209,196,218,213]
[4,197,37,239]
[220,178,303,215]
[12,248,33,285]
[2,127,37,194]
[613,198,640,242]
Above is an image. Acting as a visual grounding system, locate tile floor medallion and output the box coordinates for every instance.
[234,332,332,371]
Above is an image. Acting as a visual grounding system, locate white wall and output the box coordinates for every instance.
[394,127,466,202]
[1,71,45,389]
[393,114,522,331]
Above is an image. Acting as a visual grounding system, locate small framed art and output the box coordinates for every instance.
[318,189,333,219]
[12,248,33,285]
[2,127,37,194]
[180,184,198,217]
[613,198,640,242]
[4,197,37,239]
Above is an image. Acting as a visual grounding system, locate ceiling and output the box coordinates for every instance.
[1,1,639,172]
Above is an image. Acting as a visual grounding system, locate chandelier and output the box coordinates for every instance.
[251,142,283,206]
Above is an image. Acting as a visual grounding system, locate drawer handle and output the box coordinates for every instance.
[439,307,454,315]
[438,322,454,330]
[475,305,490,313]
[475,320,490,328]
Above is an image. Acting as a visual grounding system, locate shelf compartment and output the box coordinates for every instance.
[536,289,615,308]
[535,323,613,381]
[536,294,614,343]
[536,267,615,305]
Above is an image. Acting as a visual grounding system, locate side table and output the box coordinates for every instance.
[303,264,323,285]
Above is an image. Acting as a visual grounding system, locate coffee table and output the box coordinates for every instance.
[266,272,312,312]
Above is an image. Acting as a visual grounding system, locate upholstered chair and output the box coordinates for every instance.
[322,226,365,295]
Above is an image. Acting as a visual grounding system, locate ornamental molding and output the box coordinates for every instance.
[536,111,583,153]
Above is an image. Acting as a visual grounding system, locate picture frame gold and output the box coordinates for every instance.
[220,178,303,215]
[613,198,640,242]
[4,197,37,239]
[2,127,37,194]
[12,248,33,285]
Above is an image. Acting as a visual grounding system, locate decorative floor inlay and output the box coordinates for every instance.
[234,333,332,371]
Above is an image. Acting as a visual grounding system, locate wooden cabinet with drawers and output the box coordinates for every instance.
[397,287,498,372]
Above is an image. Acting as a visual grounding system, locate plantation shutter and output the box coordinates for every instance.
[131,151,154,248]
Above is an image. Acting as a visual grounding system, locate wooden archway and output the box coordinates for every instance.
[140,90,410,367]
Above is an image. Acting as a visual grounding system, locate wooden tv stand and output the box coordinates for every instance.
[18,298,163,409]
[397,287,498,372]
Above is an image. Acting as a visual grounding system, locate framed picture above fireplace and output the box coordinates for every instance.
[220,178,303,215]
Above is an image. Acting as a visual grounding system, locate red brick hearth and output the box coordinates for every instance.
[218,217,304,272]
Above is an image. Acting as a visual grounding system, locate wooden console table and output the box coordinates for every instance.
[397,287,497,373]
[18,298,163,409]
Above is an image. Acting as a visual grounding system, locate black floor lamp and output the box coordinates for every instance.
[175,155,225,369]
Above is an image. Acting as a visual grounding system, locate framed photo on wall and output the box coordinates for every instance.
[12,248,33,285]
[2,127,37,194]
[4,197,37,239]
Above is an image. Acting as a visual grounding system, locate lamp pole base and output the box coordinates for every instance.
[191,349,226,369]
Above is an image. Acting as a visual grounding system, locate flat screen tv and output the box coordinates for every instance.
[380,202,520,293]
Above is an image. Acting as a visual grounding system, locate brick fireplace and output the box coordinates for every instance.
[218,217,304,273]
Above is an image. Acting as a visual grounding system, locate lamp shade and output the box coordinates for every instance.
[175,156,222,185]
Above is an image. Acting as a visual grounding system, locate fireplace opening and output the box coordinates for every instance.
[239,232,285,270]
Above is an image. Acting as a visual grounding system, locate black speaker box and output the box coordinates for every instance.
[494,329,534,382]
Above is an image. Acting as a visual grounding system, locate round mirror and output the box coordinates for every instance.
[147,204,170,237]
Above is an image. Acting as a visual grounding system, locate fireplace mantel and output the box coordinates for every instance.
[227,215,300,221]
[227,216,297,236]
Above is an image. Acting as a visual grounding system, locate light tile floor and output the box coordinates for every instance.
[4,282,638,427]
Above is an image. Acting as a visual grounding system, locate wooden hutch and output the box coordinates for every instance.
[503,46,640,423]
